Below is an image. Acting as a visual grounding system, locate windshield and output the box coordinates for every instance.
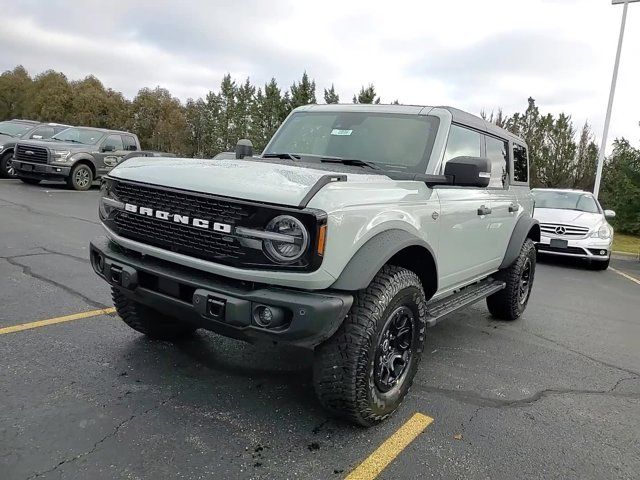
[264,112,440,173]
[533,190,601,213]
[51,127,104,145]
[0,121,34,137]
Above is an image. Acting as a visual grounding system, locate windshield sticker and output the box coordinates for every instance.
[331,129,353,136]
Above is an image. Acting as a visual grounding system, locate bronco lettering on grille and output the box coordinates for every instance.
[124,203,232,233]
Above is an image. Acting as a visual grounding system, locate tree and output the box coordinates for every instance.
[129,86,188,154]
[323,84,339,104]
[600,139,640,235]
[24,70,73,123]
[352,84,380,104]
[252,78,289,151]
[289,71,316,109]
[0,65,32,120]
[571,122,598,191]
[184,98,208,158]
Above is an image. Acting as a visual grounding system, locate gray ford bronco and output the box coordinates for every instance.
[90,104,539,426]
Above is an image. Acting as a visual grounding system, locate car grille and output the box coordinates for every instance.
[540,223,589,237]
[15,145,49,164]
[112,180,255,265]
[538,245,586,255]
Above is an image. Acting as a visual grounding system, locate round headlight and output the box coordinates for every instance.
[598,225,612,239]
[263,215,309,263]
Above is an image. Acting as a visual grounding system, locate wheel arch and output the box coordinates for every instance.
[330,229,438,299]
[499,215,540,269]
[71,157,96,177]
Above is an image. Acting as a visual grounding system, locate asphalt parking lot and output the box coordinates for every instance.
[1,178,639,480]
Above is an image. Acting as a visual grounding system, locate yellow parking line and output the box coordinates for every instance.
[0,307,116,335]
[345,413,434,480]
[611,267,640,285]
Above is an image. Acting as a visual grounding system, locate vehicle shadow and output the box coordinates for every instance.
[37,180,100,190]
[536,253,595,271]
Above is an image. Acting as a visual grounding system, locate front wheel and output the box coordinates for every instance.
[67,163,94,191]
[487,238,536,321]
[112,287,198,340]
[313,265,427,426]
[1,152,17,178]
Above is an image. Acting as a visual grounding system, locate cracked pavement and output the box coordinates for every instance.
[1,179,639,479]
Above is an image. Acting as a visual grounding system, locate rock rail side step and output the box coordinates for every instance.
[426,279,505,327]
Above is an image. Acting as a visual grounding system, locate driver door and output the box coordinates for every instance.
[96,134,126,175]
[436,124,495,290]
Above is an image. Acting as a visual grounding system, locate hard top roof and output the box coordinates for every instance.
[294,103,526,145]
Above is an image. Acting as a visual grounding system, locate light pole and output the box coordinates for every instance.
[593,0,638,199]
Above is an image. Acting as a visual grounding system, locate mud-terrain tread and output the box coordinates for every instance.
[487,238,536,321]
[112,287,197,340]
[313,265,427,426]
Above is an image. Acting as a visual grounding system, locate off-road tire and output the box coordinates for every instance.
[1,151,17,178]
[313,265,427,426]
[487,238,536,321]
[112,287,197,340]
[67,163,93,191]
[19,177,41,185]
[589,258,610,271]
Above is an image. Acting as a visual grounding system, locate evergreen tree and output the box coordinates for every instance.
[24,70,73,123]
[289,72,316,109]
[352,84,380,104]
[323,84,339,104]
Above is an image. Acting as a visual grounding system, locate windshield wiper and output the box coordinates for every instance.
[0,131,17,137]
[319,156,381,170]
[63,139,83,144]
[262,153,301,160]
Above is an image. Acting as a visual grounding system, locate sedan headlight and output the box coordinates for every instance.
[590,224,612,239]
[263,215,309,263]
[52,150,71,161]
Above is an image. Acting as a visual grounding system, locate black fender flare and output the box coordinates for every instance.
[330,229,437,291]
[499,215,540,269]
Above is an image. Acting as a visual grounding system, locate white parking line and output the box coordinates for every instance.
[611,267,640,285]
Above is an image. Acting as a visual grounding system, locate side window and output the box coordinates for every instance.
[29,126,55,139]
[122,135,138,151]
[485,136,508,188]
[513,144,528,183]
[443,124,482,165]
[103,134,124,151]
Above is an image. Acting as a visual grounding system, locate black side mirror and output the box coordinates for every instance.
[102,144,115,153]
[235,139,253,159]
[444,156,491,188]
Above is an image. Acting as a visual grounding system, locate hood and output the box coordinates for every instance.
[108,157,389,207]
[534,208,604,228]
[0,133,21,146]
[18,139,82,150]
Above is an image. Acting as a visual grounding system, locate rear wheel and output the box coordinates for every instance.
[313,265,427,426]
[67,163,93,190]
[112,287,197,340]
[1,152,17,178]
[19,177,41,185]
[487,238,536,321]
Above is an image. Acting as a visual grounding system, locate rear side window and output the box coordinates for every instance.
[103,134,124,151]
[123,135,138,151]
[443,124,482,164]
[485,136,508,188]
[513,144,528,183]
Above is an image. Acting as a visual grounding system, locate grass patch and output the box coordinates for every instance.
[613,233,640,254]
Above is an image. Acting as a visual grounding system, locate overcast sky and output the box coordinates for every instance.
[1,0,638,150]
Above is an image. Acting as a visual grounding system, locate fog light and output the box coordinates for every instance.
[252,304,288,329]
[600,250,606,255]
[92,251,105,272]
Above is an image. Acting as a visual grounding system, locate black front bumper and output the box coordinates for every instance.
[13,160,70,179]
[90,236,353,348]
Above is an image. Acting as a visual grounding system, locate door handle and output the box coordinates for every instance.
[509,203,520,213]
[477,205,492,216]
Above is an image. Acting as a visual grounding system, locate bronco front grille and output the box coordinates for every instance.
[15,145,48,164]
[112,181,254,265]
[105,178,323,271]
